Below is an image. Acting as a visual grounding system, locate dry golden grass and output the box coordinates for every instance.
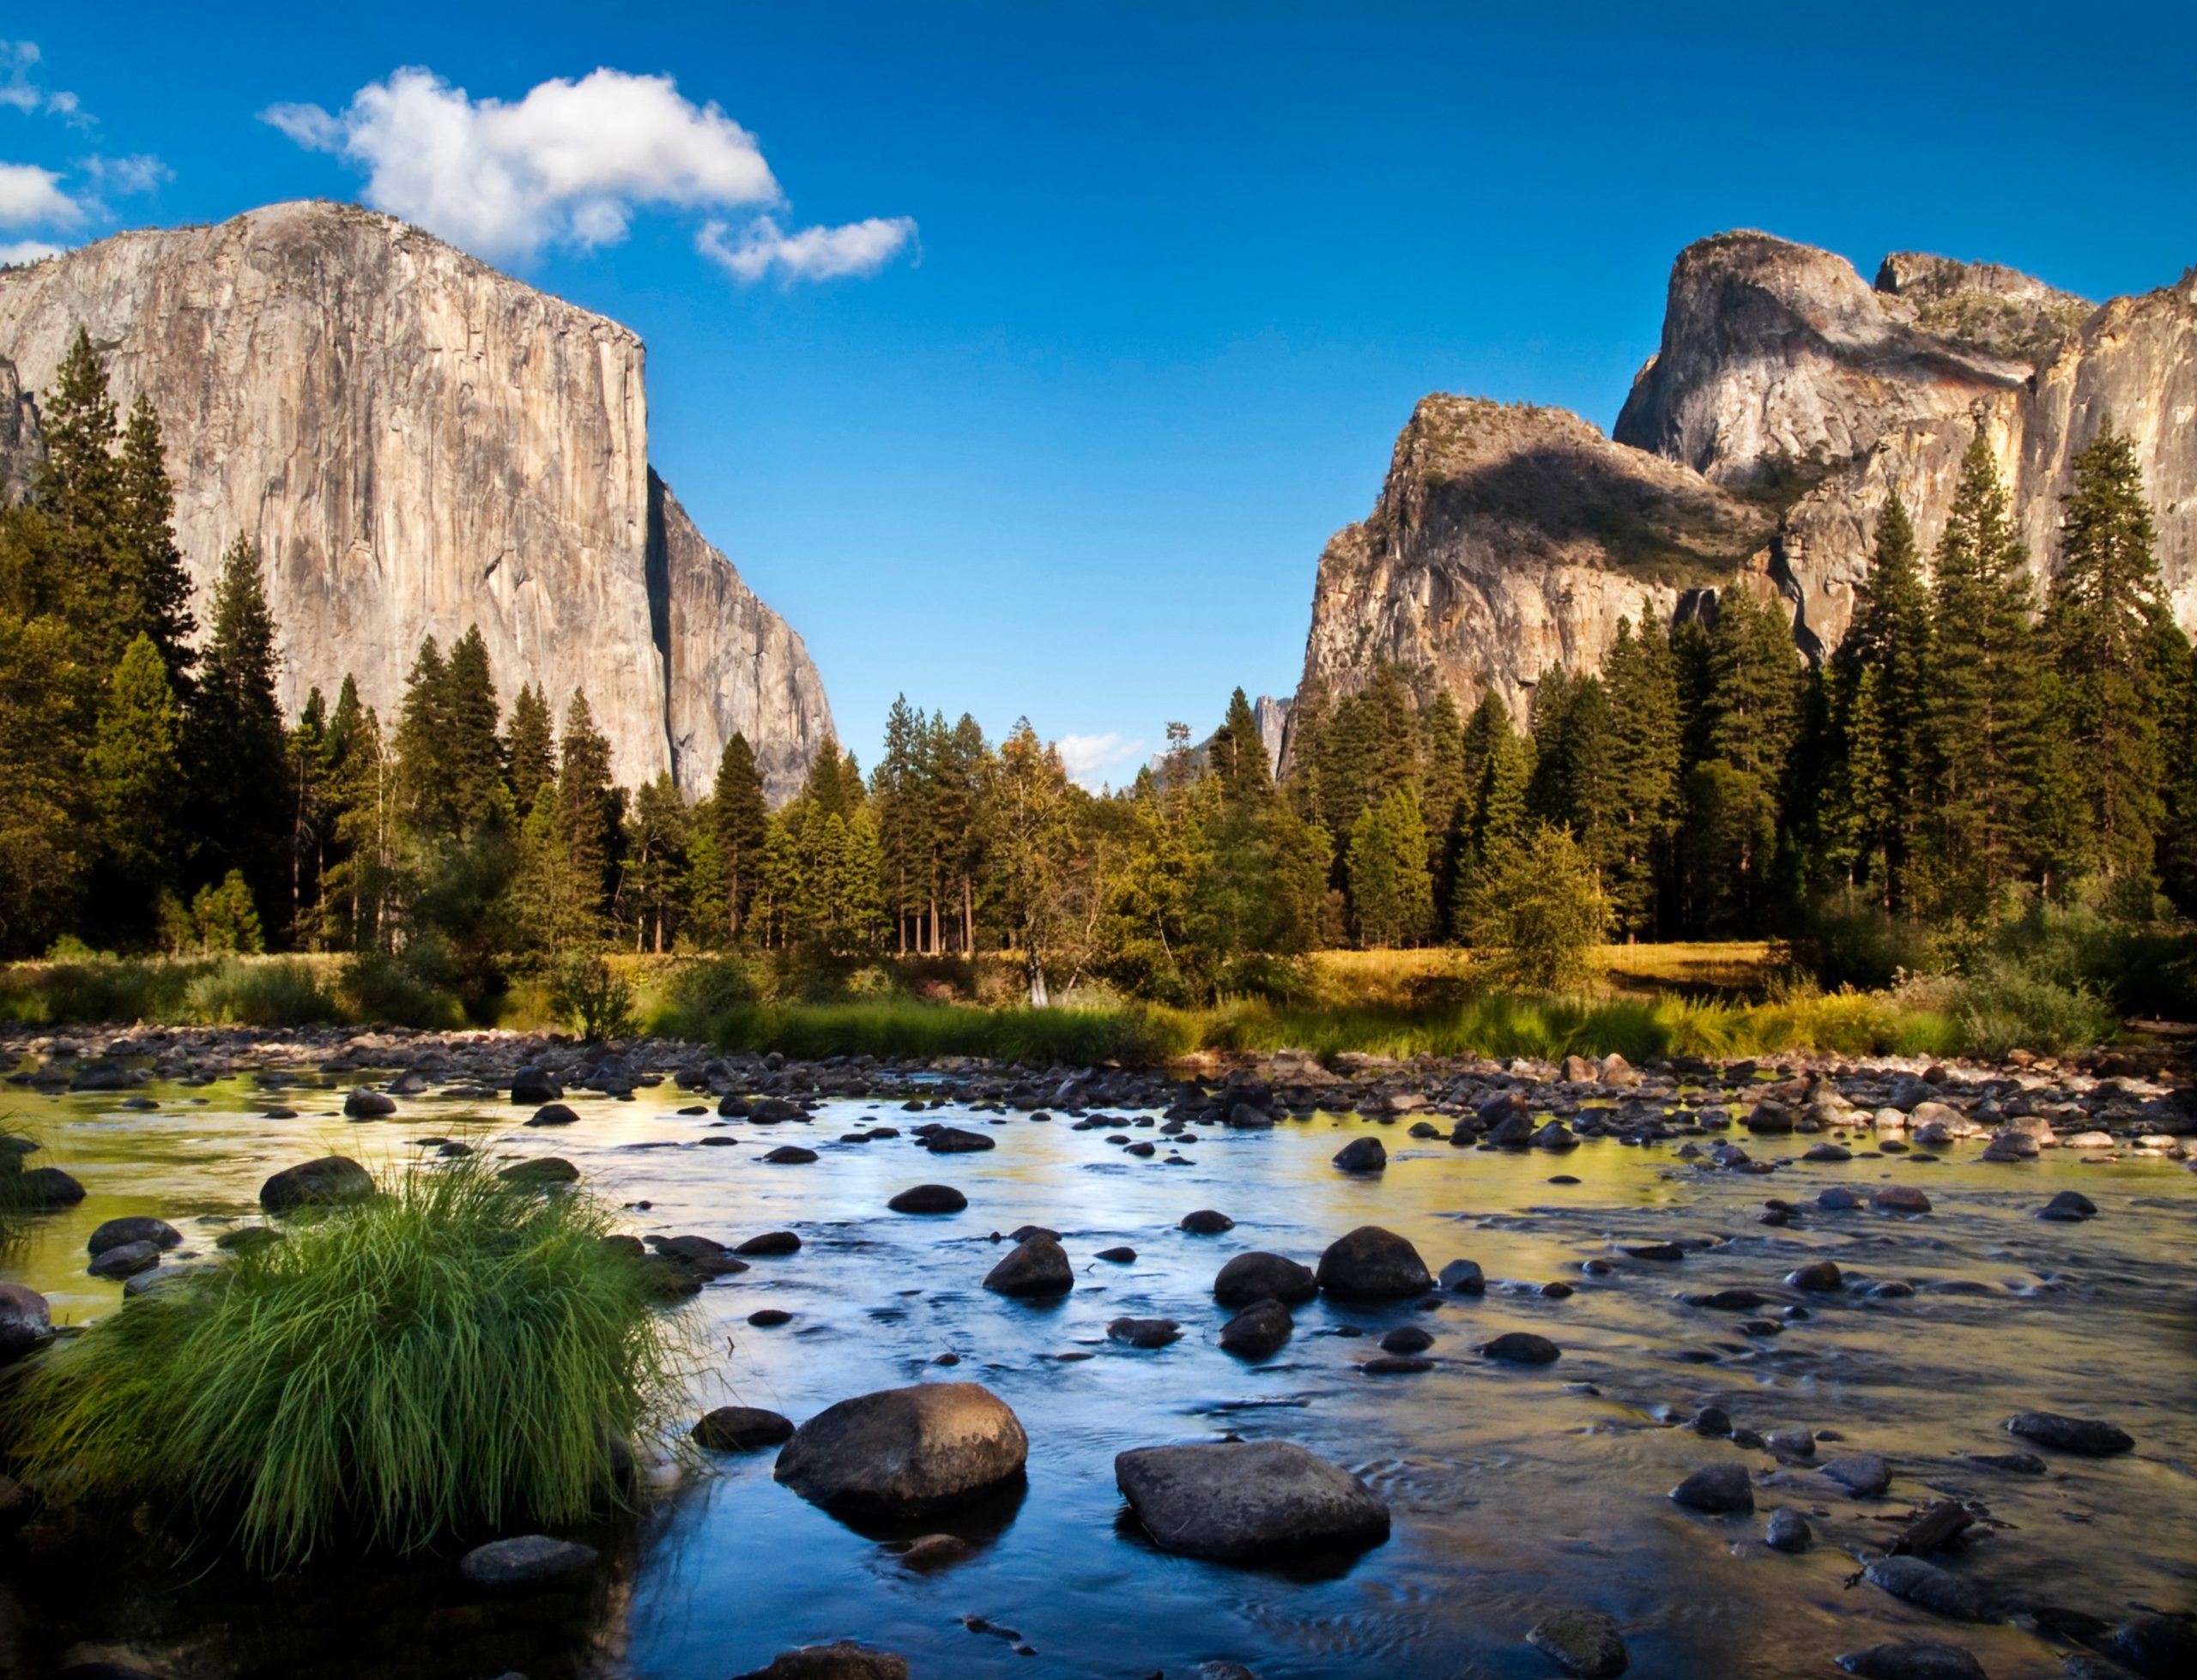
[1304,942,1777,1006]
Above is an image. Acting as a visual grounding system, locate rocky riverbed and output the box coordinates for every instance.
[1,1024,2193,1678]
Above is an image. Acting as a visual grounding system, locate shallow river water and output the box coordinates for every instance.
[3,1069,2193,1679]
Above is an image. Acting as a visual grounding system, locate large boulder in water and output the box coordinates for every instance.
[19,1166,84,1209]
[259,1155,373,1214]
[982,1235,1073,1296]
[1835,1643,1987,1680]
[1213,1251,1317,1307]
[1315,1225,1431,1298]
[88,1216,181,1256]
[1113,1439,1390,1562]
[773,1383,1029,1518]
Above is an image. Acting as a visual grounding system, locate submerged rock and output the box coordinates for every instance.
[2037,1189,2097,1223]
[887,1184,966,1214]
[1862,1555,1984,1621]
[87,1216,181,1255]
[1835,1642,1987,1680]
[1219,1298,1294,1357]
[1438,1258,1487,1294]
[0,1283,51,1363]
[1670,1462,1754,1514]
[2004,1411,2133,1456]
[1106,1316,1182,1349]
[736,1230,802,1256]
[458,1533,598,1586]
[1821,1453,1892,1496]
[525,1102,579,1127]
[774,1383,1028,1517]
[923,1127,995,1153]
[259,1155,373,1213]
[1213,1251,1317,1307]
[1764,1507,1813,1552]
[20,1166,86,1208]
[1787,1260,1844,1291]
[729,1641,910,1679]
[1179,1208,1236,1234]
[1526,1608,1630,1677]
[1114,1439,1389,1562]
[1315,1225,1432,1298]
[88,1239,163,1280]
[343,1087,396,1118]
[498,1157,580,1187]
[691,1406,796,1451]
[1331,1137,1387,1173]
[983,1235,1074,1297]
[1480,1332,1561,1365]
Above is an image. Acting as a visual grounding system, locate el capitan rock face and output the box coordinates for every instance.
[0,201,831,799]
[1296,231,2194,726]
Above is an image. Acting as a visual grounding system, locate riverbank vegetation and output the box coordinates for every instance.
[3,332,2194,1061]
[3,1156,687,1566]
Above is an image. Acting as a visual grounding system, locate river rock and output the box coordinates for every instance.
[20,1166,85,1208]
[1380,1326,1434,1355]
[525,1103,580,1127]
[1219,1298,1294,1357]
[1179,1208,1235,1234]
[1095,1245,1136,1262]
[983,1236,1073,1297]
[1480,1332,1560,1364]
[1214,1251,1318,1307]
[2037,1190,2097,1222]
[0,1283,51,1363]
[259,1155,373,1213]
[1332,1137,1387,1173]
[1107,1316,1182,1349]
[691,1406,796,1451]
[1315,1226,1432,1298]
[87,1216,181,1255]
[1526,1608,1630,1677]
[1746,1100,1795,1135]
[923,1127,995,1153]
[88,1240,163,1280]
[343,1087,396,1118]
[729,1641,910,1680]
[2003,1411,2133,1455]
[499,1157,580,1187]
[1787,1260,1843,1290]
[1438,1258,1487,1294]
[773,1382,1028,1517]
[736,1230,802,1256]
[1863,1555,1983,1620]
[458,1533,599,1586]
[1764,1507,1813,1552]
[887,1184,966,1214]
[762,1145,818,1164]
[2104,1613,2197,1680]
[1835,1641,1987,1680]
[1872,1185,1933,1214]
[511,1068,564,1103]
[1670,1462,1754,1514]
[1226,1103,1274,1130]
[1114,1439,1390,1562]
[1821,1453,1892,1496]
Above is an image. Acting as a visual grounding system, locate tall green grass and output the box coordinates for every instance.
[5,1157,692,1567]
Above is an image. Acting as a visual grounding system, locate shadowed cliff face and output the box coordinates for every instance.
[1302,232,2192,714]
[0,202,832,800]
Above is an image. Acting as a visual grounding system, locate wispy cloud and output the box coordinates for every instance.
[0,41,82,123]
[1056,731,1145,789]
[265,65,914,284]
[0,237,61,264]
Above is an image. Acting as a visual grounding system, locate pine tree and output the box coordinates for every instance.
[2159,643,2197,916]
[1829,495,1932,909]
[443,625,505,832]
[393,637,452,835]
[802,731,850,819]
[1920,432,2049,916]
[1280,673,1331,827]
[287,688,331,945]
[1602,614,1681,939]
[874,695,925,951]
[115,396,197,690]
[0,613,86,952]
[1346,789,1433,947]
[87,632,185,925]
[711,732,769,940]
[621,772,690,952]
[557,691,615,936]
[2043,426,2179,882]
[505,682,557,819]
[1213,687,1274,801]
[323,701,399,950]
[1704,587,1801,786]
[33,328,131,662]
[191,535,289,926]
[1418,687,1468,897]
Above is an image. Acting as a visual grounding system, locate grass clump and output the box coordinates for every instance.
[182,958,338,1026]
[4,1157,690,1568]
[699,999,1198,1067]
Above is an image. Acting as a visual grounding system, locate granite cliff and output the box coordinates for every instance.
[1296,231,2194,726]
[0,201,832,799]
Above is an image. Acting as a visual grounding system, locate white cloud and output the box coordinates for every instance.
[1,42,82,122]
[1056,732,1144,789]
[82,153,170,196]
[697,213,917,283]
[0,160,79,227]
[0,237,62,264]
[263,66,784,260]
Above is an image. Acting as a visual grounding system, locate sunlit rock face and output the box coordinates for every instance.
[0,201,832,798]
[1298,232,2193,715]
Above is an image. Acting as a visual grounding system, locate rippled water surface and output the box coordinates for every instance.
[3,1067,2193,1678]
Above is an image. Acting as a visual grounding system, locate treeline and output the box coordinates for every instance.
[4,331,2192,1013]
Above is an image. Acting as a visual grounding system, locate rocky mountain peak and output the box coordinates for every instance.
[1873,250,2093,366]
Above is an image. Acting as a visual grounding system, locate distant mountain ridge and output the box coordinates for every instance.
[0,200,832,799]
[1293,230,2196,733]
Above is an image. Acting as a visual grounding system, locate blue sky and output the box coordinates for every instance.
[6,2,2194,785]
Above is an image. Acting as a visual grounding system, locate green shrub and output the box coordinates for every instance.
[337,953,467,1030]
[546,951,637,1042]
[0,958,191,1025]
[1459,826,1612,991]
[4,1157,690,1568]
[1788,890,1941,989]
[1956,956,2119,1058]
[651,953,764,1039]
[182,958,338,1027]
[705,1000,1197,1067]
